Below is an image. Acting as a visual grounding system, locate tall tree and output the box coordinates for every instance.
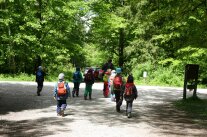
[0,0,90,74]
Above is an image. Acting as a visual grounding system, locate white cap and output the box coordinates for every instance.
[58,73,65,80]
[111,70,116,73]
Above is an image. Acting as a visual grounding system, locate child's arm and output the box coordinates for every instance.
[133,85,138,99]
[53,83,58,100]
[79,72,83,82]
[66,82,71,97]
[103,75,107,82]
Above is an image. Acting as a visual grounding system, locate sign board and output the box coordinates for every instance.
[143,71,147,78]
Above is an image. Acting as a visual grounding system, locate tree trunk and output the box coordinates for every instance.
[36,0,42,65]
[118,28,124,68]
[37,0,42,41]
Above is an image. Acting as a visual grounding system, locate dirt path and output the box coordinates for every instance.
[0,81,207,137]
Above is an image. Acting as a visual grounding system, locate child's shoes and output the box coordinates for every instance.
[127,112,131,118]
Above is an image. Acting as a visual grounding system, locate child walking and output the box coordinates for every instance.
[35,66,45,96]
[122,74,137,118]
[112,68,125,112]
[84,68,95,100]
[103,71,110,97]
[72,67,83,97]
[53,73,70,117]
[109,70,116,101]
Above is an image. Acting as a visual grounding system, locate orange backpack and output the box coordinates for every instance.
[57,82,67,96]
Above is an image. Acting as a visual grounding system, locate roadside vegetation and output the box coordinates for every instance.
[0,1,207,88]
[173,96,207,127]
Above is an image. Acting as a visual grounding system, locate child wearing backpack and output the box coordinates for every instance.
[84,68,95,100]
[122,74,138,118]
[35,66,45,96]
[112,68,125,112]
[109,70,116,101]
[53,73,71,117]
[72,67,83,97]
[103,71,110,98]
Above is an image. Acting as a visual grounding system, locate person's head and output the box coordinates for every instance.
[76,67,80,71]
[105,71,110,75]
[38,66,42,70]
[108,59,112,63]
[111,70,116,76]
[127,75,134,83]
[116,68,122,74]
[88,68,93,73]
[58,73,65,80]
[107,69,111,74]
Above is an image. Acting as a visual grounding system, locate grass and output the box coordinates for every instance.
[0,73,58,82]
[173,96,207,126]
[0,73,206,88]
[0,73,36,81]
[0,73,75,82]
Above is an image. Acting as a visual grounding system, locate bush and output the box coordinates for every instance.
[0,66,74,82]
[150,67,183,86]
[132,62,184,86]
[0,73,35,81]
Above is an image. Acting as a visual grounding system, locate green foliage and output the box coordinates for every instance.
[83,44,108,67]
[0,0,89,75]
[0,69,74,82]
[0,73,35,81]
[0,0,207,88]
[132,61,183,86]
[150,67,183,87]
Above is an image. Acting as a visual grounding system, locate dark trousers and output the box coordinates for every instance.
[114,90,123,112]
[37,80,43,93]
[73,82,80,96]
[126,101,133,113]
[57,100,67,113]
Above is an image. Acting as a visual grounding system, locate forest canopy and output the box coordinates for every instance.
[0,0,207,86]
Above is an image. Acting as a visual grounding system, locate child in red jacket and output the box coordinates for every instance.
[122,74,138,118]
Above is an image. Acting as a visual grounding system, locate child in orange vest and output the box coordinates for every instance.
[53,73,71,117]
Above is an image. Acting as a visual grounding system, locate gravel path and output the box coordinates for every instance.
[0,81,207,137]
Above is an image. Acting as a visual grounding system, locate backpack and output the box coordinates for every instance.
[57,82,67,96]
[36,70,43,80]
[124,84,134,96]
[85,72,93,81]
[113,75,122,90]
[107,63,112,69]
[73,71,81,81]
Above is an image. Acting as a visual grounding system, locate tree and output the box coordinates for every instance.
[0,0,90,74]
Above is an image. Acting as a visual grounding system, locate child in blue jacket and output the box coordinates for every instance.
[53,73,71,117]
[72,67,83,97]
[36,66,45,96]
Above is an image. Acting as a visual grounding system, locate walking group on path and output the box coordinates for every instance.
[35,60,138,119]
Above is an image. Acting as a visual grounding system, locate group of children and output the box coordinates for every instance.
[52,67,138,118]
